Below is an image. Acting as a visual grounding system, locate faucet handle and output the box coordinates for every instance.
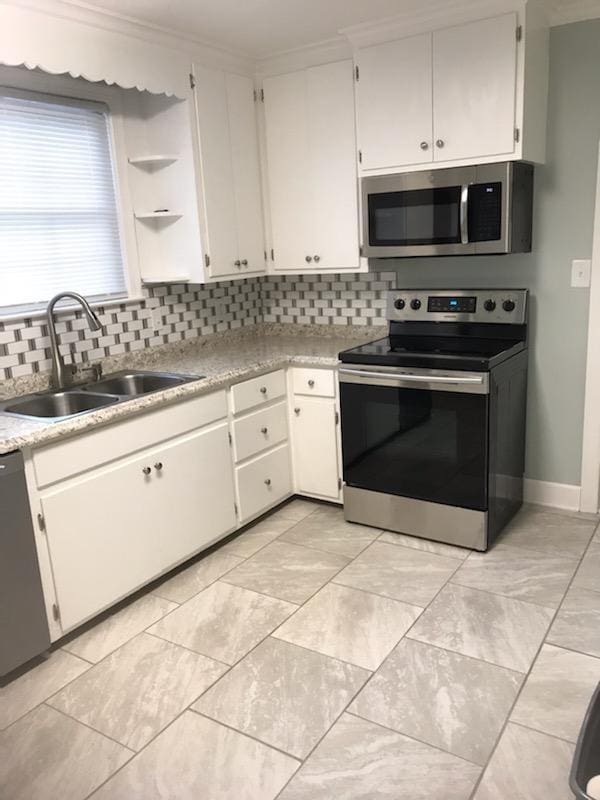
[78,362,103,383]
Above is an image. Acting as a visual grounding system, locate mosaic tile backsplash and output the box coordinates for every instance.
[0,271,397,381]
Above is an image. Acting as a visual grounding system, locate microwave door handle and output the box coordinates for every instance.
[460,184,469,244]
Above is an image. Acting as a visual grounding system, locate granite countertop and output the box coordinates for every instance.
[0,324,386,455]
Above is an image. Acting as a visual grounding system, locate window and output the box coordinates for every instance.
[0,89,126,315]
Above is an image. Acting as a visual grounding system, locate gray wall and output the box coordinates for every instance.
[377,20,600,486]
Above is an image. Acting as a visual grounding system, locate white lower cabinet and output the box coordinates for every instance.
[291,394,341,502]
[236,444,292,522]
[40,422,236,632]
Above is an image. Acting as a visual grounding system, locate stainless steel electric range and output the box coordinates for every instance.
[338,289,529,552]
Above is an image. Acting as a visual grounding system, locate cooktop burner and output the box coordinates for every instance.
[339,289,528,373]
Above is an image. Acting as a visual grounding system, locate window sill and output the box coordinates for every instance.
[0,295,146,324]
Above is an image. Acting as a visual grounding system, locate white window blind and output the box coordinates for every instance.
[0,90,126,314]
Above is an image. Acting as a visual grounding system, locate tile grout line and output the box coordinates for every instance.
[465,521,599,799]
[45,702,137,756]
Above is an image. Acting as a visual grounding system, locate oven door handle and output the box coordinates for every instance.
[460,184,469,245]
[338,368,488,394]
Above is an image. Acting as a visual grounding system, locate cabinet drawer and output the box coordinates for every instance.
[230,370,286,414]
[232,402,288,462]
[33,391,227,488]
[292,367,335,398]
[236,444,292,522]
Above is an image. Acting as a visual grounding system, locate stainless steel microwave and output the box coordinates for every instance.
[361,161,534,258]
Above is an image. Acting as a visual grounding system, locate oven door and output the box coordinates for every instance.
[339,365,489,511]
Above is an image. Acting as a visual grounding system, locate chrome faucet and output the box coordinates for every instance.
[47,292,102,389]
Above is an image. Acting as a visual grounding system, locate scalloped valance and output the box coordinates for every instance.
[0,3,190,98]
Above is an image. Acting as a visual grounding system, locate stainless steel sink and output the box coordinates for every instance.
[0,370,203,423]
[3,391,119,421]
[86,371,199,397]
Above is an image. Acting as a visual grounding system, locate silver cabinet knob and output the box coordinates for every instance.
[234,260,241,267]
[260,426,268,434]
[142,466,152,476]
[264,478,272,486]
[305,255,312,263]
[241,259,248,266]
[435,139,445,148]
[260,386,267,394]
[420,141,429,150]
[308,379,315,387]
[294,407,301,414]
[154,462,163,471]
[313,255,320,263]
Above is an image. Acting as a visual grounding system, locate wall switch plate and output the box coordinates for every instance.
[571,259,592,288]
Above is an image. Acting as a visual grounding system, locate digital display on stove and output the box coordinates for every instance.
[428,296,477,313]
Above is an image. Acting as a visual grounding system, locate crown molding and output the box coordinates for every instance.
[256,36,352,77]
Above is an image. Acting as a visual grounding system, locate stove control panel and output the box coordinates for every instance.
[387,289,528,325]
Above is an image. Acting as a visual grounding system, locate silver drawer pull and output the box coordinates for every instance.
[294,407,301,414]
[241,259,248,266]
[308,379,315,387]
[260,386,267,394]
[261,426,268,434]
[142,466,152,476]
[264,478,272,486]
[154,462,163,471]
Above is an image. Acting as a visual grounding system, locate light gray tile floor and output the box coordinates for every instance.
[0,500,597,800]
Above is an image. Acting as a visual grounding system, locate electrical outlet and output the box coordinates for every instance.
[571,259,591,288]
[151,307,164,332]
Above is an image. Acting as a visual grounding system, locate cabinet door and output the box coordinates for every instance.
[193,65,239,277]
[263,70,311,271]
[307,61,360,270]
[292,397,340,500]
[433,14,517,162]
[226,73,265,274]
[42,423,236,632]
[356,34,433,170]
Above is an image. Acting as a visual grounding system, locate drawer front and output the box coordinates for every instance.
[233,401,288,463]
[231,370,286,415]
[33,391,228,488]
[292,367,336,398]
[236,444,292,522]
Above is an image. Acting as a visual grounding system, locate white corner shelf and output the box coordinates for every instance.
[128,154,179,167]
[134,210,183,220]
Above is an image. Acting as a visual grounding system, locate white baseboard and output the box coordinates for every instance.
[523,479,581,512]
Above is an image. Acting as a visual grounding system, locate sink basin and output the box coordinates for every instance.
[85,371,201,397]
[3,391,119,420]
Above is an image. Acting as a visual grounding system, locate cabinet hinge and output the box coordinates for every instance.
[204,253,210,268]
[359,244,364,257]
[338,477,342,490]
[234,502,238,515]
[514,127,520,143]
[264,250,267,260]
[52,603,61,622]
[270,248,275,261]
[253,88,258,102]
[37,513,45,532]
[354,65,359,82]
[260,88,264,102]
[228,431,232,446]
[189,72,196,90]
[358,150,362,163]
[335,410,339,425]
[516,25,523,42]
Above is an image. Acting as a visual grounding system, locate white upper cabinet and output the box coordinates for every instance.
[263,60,361,273]
[356,34,433,171]
[193,65,265,279]
[355,8,548,174]
[432,14,517,163]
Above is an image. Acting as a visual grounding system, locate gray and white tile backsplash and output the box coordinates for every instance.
[0,271,396,381]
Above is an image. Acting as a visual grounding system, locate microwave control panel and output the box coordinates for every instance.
[388,289,528,325]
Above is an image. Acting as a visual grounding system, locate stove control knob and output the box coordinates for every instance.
[394,298,405,310]
[502,299,516,313]
[410,299,422,311]
[483,299,496,312]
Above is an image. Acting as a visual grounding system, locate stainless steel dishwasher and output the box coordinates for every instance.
[0,451,50,677]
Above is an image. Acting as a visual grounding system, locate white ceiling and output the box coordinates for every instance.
[69,0,437,57]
